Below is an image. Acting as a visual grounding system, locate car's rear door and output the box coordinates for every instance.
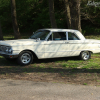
[66,32,83,56]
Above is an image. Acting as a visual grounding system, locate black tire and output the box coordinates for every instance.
[79,51,91,61]
[17,51,33,66]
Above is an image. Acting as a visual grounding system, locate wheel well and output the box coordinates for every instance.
[89,51,93,54]
[80,51,93,54]
[22,50,38,59]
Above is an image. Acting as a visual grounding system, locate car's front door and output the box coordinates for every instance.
[44,31,69,58]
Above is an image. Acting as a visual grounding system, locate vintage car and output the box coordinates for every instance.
[0,29,100,65]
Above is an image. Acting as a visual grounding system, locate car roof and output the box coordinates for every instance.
[39,28,79,32]
[38,28,85,40]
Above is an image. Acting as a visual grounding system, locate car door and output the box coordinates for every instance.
[32,30,50,59]
[67,32,83,56]
[44,31,69,58]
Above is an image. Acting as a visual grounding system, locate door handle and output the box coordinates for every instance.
[65,42,69,44]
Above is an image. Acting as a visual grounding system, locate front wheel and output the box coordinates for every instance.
[79,51,91,61]
[17,51,33,66]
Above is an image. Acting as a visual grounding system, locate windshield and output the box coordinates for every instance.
[30,30,50,40]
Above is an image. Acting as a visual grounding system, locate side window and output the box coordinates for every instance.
[48,32,66,41]
[68,32,79,40]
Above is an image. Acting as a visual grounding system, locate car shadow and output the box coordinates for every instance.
[0,56,99,74]
[33,56,80,64]
[0,56,80,66]
[0,57,18,66]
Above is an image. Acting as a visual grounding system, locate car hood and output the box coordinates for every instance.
[0,39,37,46]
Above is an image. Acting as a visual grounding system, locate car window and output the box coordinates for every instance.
[68,32,79,40]
[30,30,50,40]
[48,32,66,41]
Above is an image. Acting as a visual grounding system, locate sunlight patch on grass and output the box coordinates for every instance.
[60,53,100,69]
[0,56,2,58]
[86,35,100,40]
[4,35,14,40]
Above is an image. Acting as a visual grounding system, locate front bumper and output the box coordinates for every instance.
[0,53,18,58]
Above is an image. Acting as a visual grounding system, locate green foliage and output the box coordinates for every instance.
[0,0,12,34]
[0,0,100,35]
[81,0,100,35]
[16,0,41,32]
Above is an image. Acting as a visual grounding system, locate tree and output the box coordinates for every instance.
[64,0,81,32]
[70,0,81,32]
[64,0,71,29]
[0,21,3,40]
[11,0,20,39]
[48,0,57,28]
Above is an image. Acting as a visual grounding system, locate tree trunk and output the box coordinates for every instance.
[48,0,57,28]
[70,0,81,32]
[11,0,20,39]
[64,0,71,29]
[0,21,4,40]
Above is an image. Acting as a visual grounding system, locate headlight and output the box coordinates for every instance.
[0,45,12,54]
[5,47,12,53]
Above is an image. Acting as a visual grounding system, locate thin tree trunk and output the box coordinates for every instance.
[11,0,20,39]
[48,0,57,28]
[70,0,81,32]
[0,21,4,40]
[64,0,71,29]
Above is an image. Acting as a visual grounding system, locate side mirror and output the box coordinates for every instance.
[36,38,40,42]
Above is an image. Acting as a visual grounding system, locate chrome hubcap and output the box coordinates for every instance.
[82,51,89,60]
[21,53,31,64]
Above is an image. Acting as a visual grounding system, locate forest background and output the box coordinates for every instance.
[0,0,100,39]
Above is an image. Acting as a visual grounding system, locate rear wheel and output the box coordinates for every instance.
[79,51,91,61]
[17,51,33,66]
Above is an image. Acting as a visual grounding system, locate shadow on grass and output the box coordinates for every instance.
[0,65,100,75]
[0,56,79,66]
[0,56,100,75]
[0,57,18,66]
[0,57,100,75]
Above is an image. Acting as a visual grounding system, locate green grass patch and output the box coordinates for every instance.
[86,35,100,40]
[83,83,88,85]
[4,35,14,40]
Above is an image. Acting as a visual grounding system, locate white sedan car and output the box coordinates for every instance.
[0,29,100,65]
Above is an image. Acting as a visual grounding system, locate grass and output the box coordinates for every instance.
[4,35,14,40]
[85,35,100,40]
[60,54,100,70]
[3,34,30,40]
[83,83,88,85]
[0,53,100,85]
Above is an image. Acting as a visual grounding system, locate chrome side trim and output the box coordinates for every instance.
[44,43,65,45]
[38,48,100,53]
